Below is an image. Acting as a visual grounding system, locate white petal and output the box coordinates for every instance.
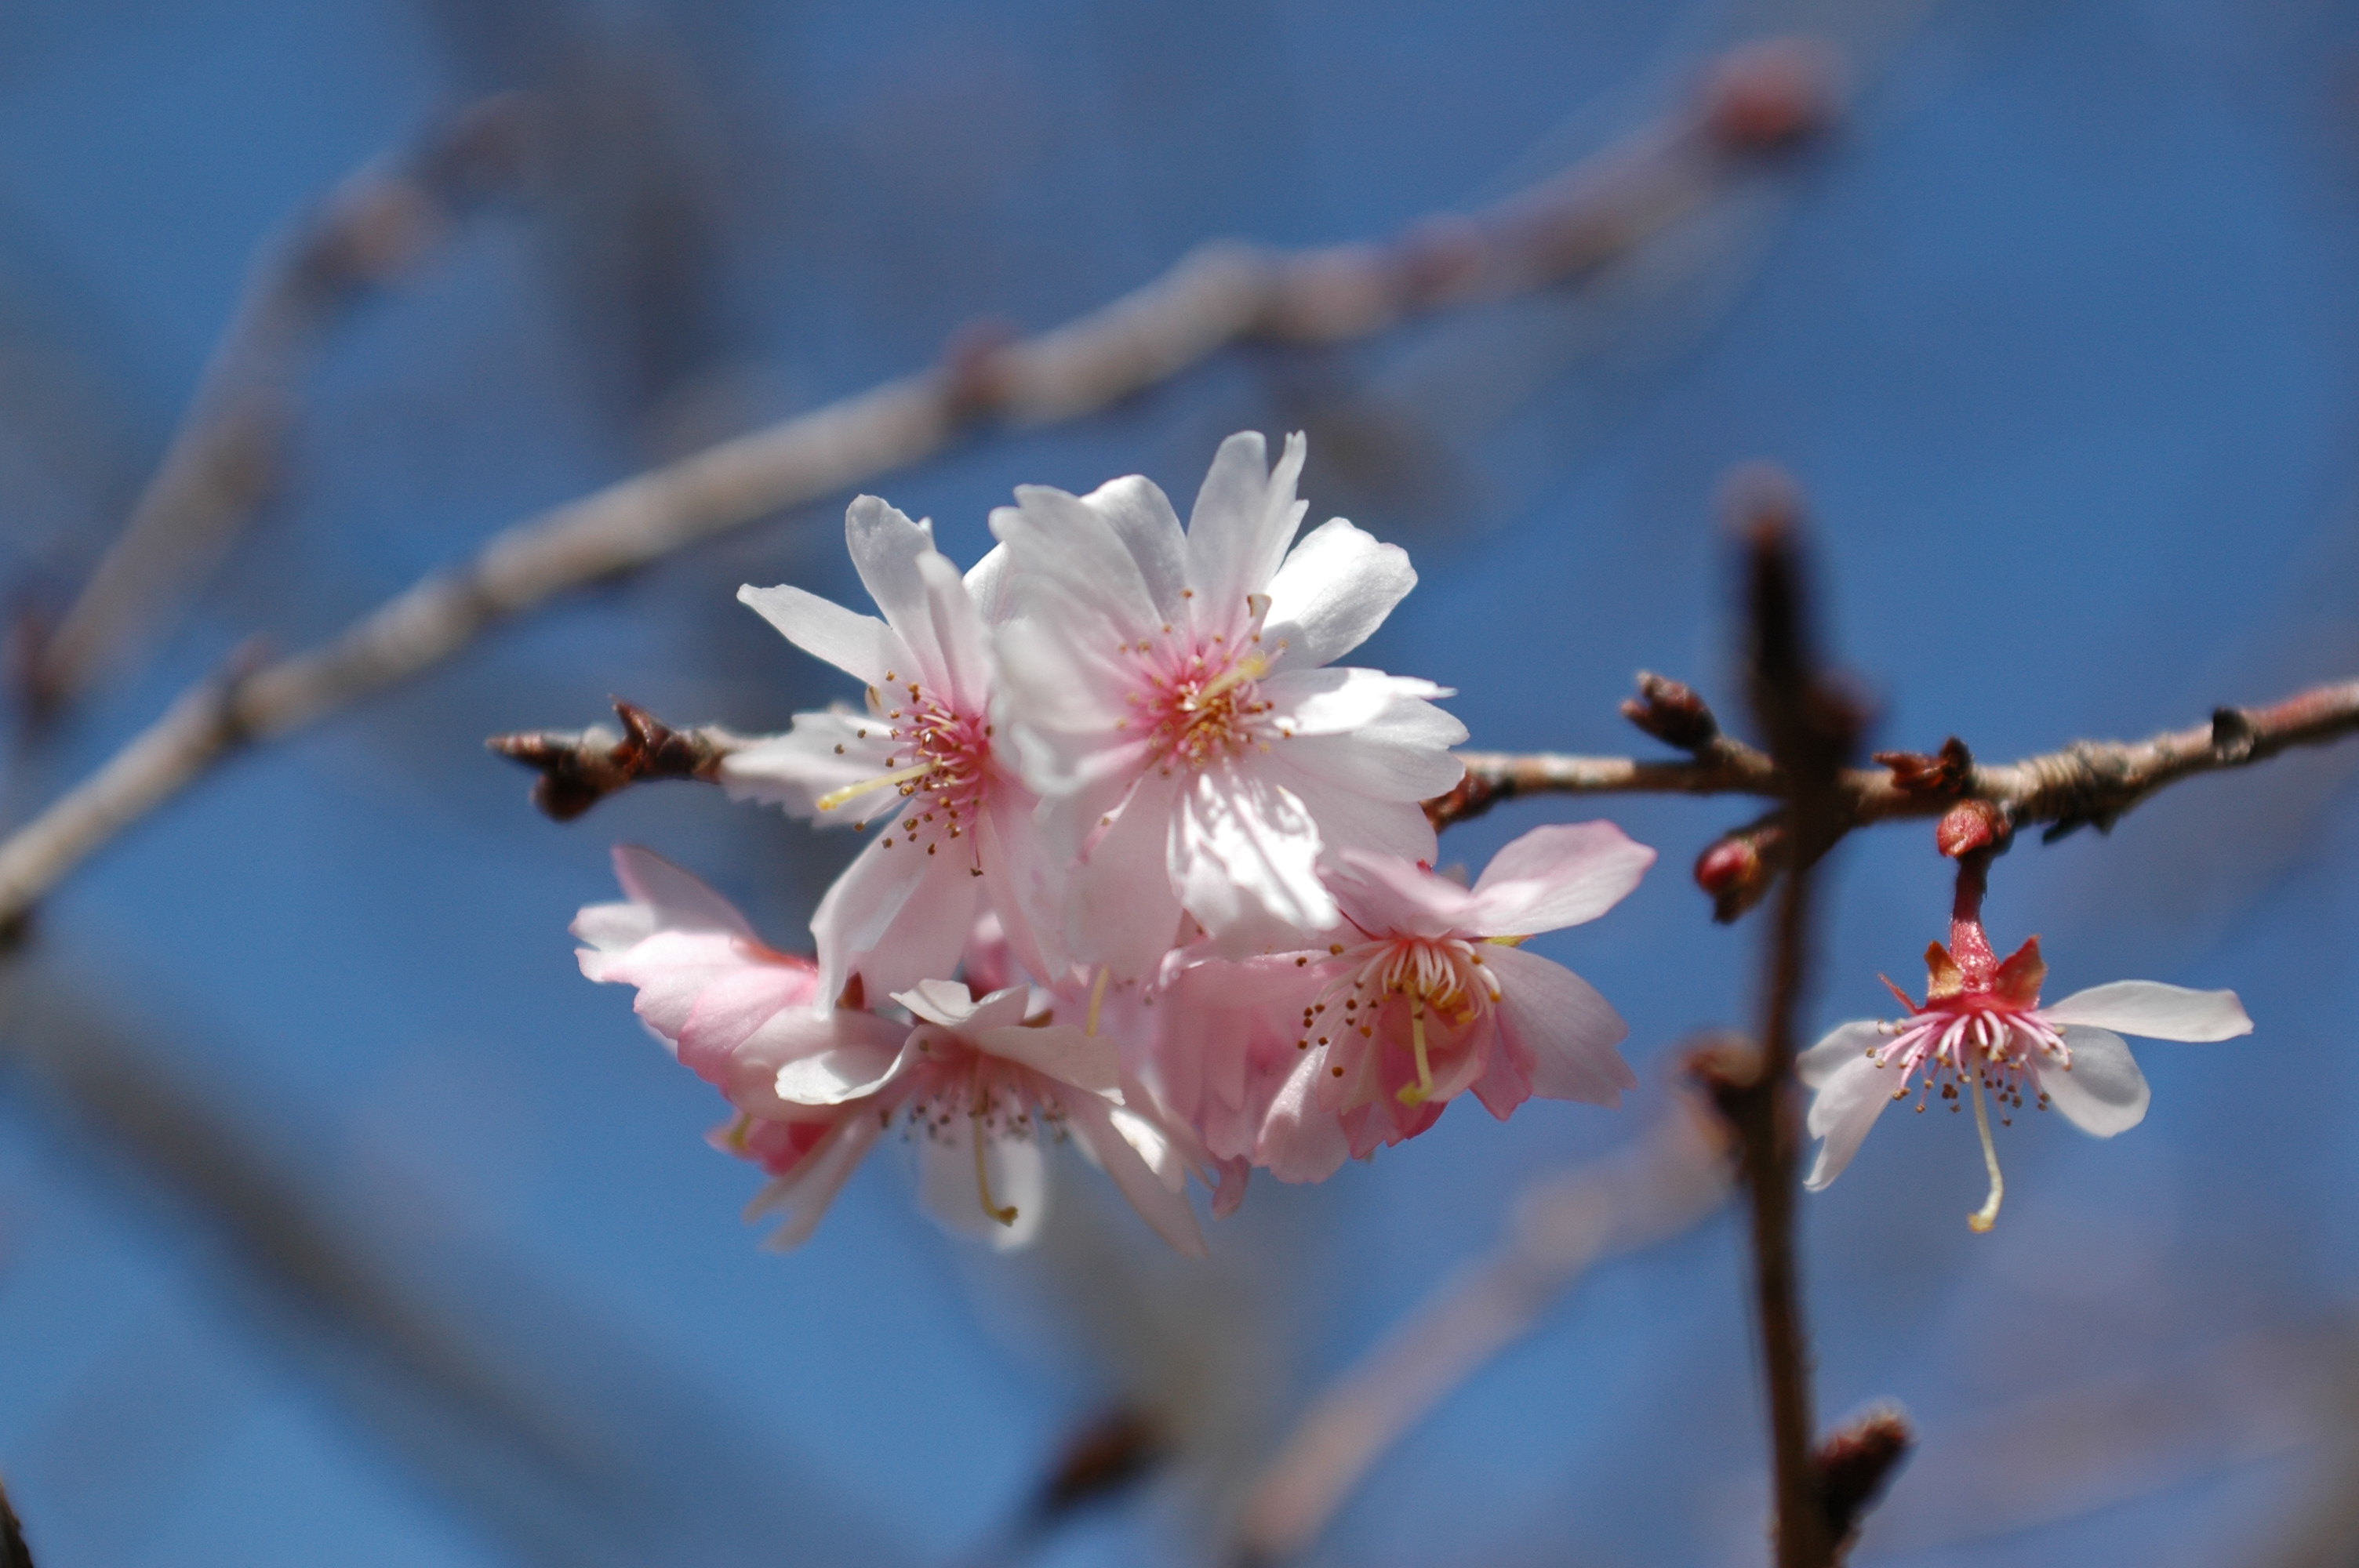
[772,1043,903,1107]
[893,979,1029,1031]
[750,1112,883,1251]
[1799,1021,1888,1092]
[1262,666,1451,738]
[1468,823,1657,937]
[1801,1047,1895,1189]
[1263,756,1438,865]
[1275,699,1467,803]
[914,549,994,714]
[2040,982,2253,1042]
[809,833,977,1004]
[1173,767,1335,949]
[1067,769,1190,978]
[917,1118,1046,1250]
[717,710,896,822]
[1184,431,1307,635]
[736,583,905,691]
[1485,944,1636,1107]
[976,1023,1124,1098]
[1262,517,1416,670]
[1062,1091,1208,1257]
[991,484,1165,638]
[963,540,1014,622]
[2034,1027,2150,1137]
[844,495,949,688]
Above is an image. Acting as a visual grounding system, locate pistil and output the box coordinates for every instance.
[1966,1069,2005,1233]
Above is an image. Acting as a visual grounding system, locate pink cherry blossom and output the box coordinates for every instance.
[1158,822,1655,1180]
[1800,912,2252,1230]
[718,495,1062,1003]
[573,845,902,1248]
[989,431,1467,975]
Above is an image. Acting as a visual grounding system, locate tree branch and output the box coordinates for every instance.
[23,99,526,718]
[0,40,1837,931]
[486,700,751,821]
[1427,677,2359,837]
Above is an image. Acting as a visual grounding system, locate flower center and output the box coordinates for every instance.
[898,1036,1069,1228]
[1119,635,1284,772]
[1867,995,2067,1118]
[816,677,993,862]
[1298,937,1502,1106]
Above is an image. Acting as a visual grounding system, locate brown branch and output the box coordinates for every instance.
[24,99,526,718]
[1427,676,2359,839]
[0,1474,30,1568]
[487,700,751,821]
[0,40,1838,931]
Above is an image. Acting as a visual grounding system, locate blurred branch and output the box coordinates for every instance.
[0,1475,30,1568]
[0,37,1840,931]
[0,967,903,1566]
[22,99,527,719]
[1232,1098,1730,1566]
[1685,488,1862,1568]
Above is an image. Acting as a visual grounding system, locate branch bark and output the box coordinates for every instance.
[0,41,1836,931]
[24,99,525,717]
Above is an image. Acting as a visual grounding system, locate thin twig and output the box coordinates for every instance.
[0,41,1839,930]
[1233,1098,1729,1566]
[24,99,527,718]
[485,700,751,821]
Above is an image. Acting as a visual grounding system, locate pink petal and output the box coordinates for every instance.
[1067,768,1189,978]
[1467,822,1656,937]
[844,494,952,691]
[1256,1051,1351,1183]
[747,1111,885,1251]
[1327,851,1478,940]
[609,845,758,938]
[1063,1091,1209,1258]
[809,833,978,1004]
[2032,1027,2150,1137]
[1485,944,1635,1107]
[2039,981,2252,1042]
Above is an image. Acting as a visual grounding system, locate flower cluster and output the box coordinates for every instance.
[574,434,1654,1252]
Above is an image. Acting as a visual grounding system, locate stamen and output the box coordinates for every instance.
[1396,996,1435,1105]
[1966,1069,2005,1233]
[816,761,932,812]
[973,1110,1018,1227]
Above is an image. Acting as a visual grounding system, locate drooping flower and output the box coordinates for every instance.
[989,431,1467,975]
[576,849,1210,1254]
[1799,911,2252,1230]
[719,495,1061,1002]
[1158,822,1655,1180]
[573,845,903,1248]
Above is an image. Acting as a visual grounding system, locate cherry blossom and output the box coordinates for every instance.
[1799,911,2252,1230]
[719,494,1061,1003]
[572,845,903,1248]
[989,430,1467,975]
[1158,822,1654,1180]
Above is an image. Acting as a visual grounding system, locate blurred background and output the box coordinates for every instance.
[0,1,2356,1563]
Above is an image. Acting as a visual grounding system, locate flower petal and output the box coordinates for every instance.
[609,845,758,938]
[1799,1039,1894,1189]
[1256,1049,1352,1183]
[844,495,951,688]
[1067,768,1189,978]
[1327,850,1479,939]
[1184,430,1307,637]
[717,710,896,822]
[1263,517,1416,670]
[1799,1020,1887,1091]
[748,1112,884,1251]
[736,583,906,692]
[809,833,979,1005]
[1062,1091,1209,1257]
[916,1116,1046,1250]
[1467,822,1656,937]
[1485,944,1636,1107]
[1173,766,1335,950]
[2034,1027,2150,1137]
[1263,667,1451,738]
[771,1041,903,1107]
[2040,981,2253,1042]
[976,1023,1124,1099]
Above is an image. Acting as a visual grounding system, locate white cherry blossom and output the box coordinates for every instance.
[720,495,1062,1002]
[989,431,1466,975]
